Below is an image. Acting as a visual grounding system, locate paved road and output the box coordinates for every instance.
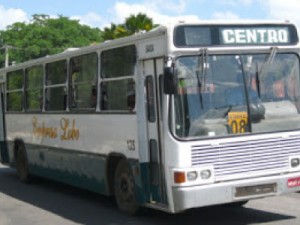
[0,164,299,225]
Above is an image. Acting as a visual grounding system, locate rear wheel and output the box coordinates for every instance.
[15,144,30,183]
[114,159,139,214]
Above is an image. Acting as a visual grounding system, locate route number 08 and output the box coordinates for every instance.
[228,112,248,134]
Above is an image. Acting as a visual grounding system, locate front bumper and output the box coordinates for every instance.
[172,172,300,212]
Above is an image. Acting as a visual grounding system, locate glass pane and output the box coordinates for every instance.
[26,89,43,111]
[26,65,43,111]
[7,70,23,90]
[26,65,43,88]
[70,53,97,82]
[46,60,67,85]
[70,53,98,110]
[45,87,67,111]
[7,92,23,111]
[172,53,300,139]
[71,83,97,109]
[101,79,135,111]
[101,45,136,78]
[146,76,156,122]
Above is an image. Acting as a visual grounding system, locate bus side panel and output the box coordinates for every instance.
[6,114,139,195]
[132,162,151,204]
[26,144,109,194]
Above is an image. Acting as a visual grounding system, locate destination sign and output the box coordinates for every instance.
[174,24,298,47]
[221,28,289,45]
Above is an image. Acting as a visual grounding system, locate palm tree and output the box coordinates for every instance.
[102,13,158,41]
[124,13,157,35]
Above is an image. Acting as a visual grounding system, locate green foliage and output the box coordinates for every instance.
[102,13,158,41]
[0,14,102,67]
[0,13,158,68]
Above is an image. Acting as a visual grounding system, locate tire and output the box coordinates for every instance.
[15,144,30,183]
[114,159,139,215]
[227,200,248,207]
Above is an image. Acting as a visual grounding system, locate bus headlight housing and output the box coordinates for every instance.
[290,156,300,171]
[172,166,214,186]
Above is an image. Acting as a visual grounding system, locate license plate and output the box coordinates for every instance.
[288,177,300,188]
[235,183,277,197]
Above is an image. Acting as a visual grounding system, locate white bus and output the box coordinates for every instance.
[1,20,300,214]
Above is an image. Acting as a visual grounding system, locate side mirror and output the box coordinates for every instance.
[164,67,178,94]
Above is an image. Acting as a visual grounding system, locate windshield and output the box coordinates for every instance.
[172,53,300,138]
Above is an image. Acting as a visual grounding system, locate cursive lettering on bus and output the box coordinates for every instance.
[60,118,80,141]
[32,116,80,141]
[32,117,58,139]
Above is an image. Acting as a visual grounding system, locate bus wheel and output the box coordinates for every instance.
[114,159,139,215]
[15,144,30,183]
[227,200,248,207]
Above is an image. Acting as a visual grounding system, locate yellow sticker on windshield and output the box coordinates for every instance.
[228,112,248,134]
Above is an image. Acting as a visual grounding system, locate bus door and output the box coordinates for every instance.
[144,58,167,204]
[0,84,7,163]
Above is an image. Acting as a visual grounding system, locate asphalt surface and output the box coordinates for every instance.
[0,164,299,225]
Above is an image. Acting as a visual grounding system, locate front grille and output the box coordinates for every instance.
[191,135,300,181]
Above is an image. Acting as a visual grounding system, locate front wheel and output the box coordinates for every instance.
[114,159,139,215]
[15,144,30,183]
[227,200,248,207]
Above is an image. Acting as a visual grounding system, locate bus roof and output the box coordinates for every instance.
[0,20,298,73]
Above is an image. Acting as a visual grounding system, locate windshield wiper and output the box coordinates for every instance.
[254,47,277,99]
[196,48,208,109]
[259,47,278,79]
[238,55,252,132]
[255,63,261,98]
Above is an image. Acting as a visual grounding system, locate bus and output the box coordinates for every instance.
[1,20,300,214]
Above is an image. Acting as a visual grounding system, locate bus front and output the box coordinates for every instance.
[163,22,300,213]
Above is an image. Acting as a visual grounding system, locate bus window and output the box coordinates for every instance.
[100,79,135,112]
[146,76,156,122]
[100,45,136,112]
[101,45,136,78]
[25,65,43,111]
[6,69,24,111]
[45,60,67,111]
[70,53,98,110]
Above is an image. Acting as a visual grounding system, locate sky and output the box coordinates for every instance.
[0,0,300,30]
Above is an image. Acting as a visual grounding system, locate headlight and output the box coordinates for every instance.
[289,156,300,171]
[187,171,198,181]
[291,158,300,168]
[172,166,214,186]
[200,169,212,180]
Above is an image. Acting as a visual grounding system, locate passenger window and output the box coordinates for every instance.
[70,53,98,110]
[6,69,24,111]
[101,45,136,78]
[101,79,135,111]
[25,65,43,111]
[45,60,67,111]
[100,45,136,113]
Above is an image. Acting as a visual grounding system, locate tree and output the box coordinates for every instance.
[101,23,127,40]
[102,13,158,41]
[124,13,156,35]
[0,14,103,67]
